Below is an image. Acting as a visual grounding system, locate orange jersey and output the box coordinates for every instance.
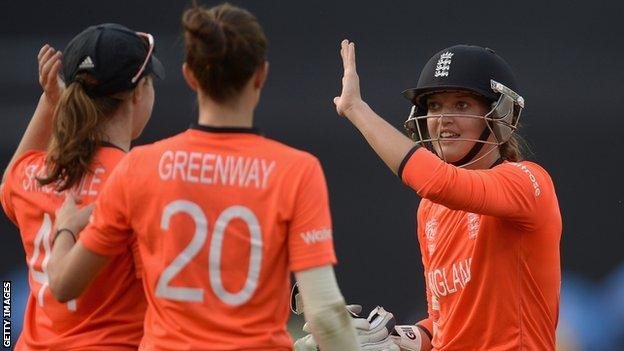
[80,125,337,350]
[0,147,146,350]
[399,147,561,351]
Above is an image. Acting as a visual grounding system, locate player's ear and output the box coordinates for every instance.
[132,76,150,104]
[182,63,199,92]
[253,61,269,90]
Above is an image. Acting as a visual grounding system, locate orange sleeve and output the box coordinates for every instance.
[415,205,434,337]
[1,150,44,225]
[288,157,337,272]
[400,148,547,226]
[80,154,133,256]
[0,183,16,225]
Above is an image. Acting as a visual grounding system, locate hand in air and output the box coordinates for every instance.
[54,193,94,238]
[334,39,364,118]
[38,44,65,105]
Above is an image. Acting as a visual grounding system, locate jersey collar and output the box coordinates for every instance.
[190,123,261,135]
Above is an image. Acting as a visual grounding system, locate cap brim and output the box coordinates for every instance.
[150,55,165,80]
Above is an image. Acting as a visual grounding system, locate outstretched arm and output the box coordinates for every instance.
[2,44,63,185]
[333,39,416,175]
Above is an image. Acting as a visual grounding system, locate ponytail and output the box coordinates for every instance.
[38,74,129,191]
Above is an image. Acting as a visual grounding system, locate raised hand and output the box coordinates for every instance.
[38,44,65,105]
[334,39,364,118]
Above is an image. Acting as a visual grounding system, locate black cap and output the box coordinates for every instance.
[62,23,165,97]
[402,45,517,108]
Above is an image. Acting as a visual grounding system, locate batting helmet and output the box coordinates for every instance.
[402,45,524,167]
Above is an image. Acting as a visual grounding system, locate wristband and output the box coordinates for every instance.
[53,228,76,245]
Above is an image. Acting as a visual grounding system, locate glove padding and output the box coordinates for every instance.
[389,325,423,351]
[294,305,400,351]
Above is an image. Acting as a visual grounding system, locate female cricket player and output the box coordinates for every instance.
[0,23,164,349]
[333,40,562,351]
[46,3,363,351]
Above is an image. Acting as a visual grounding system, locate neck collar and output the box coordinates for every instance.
[190,122,261,135]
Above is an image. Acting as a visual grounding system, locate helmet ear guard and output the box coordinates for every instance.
[485,79,524,144]
[404,105,432,150]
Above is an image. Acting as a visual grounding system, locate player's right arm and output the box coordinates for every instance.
[48,154,133,301]
[2,45,62,186]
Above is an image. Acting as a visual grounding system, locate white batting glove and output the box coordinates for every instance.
[294,305,400,351]
[389,325,423,351]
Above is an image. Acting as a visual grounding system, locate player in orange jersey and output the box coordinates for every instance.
[1,24,164,350]
[45,3,367,351]
[329,41,562,350]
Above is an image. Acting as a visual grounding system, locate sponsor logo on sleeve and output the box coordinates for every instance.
[510,163,541,197]
[299,229,332,245]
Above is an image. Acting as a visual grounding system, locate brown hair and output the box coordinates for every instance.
[38,74,132,191]
[499,134,523,162]
[182,2,267,103]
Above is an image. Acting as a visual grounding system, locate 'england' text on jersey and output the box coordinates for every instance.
[428,258,472,298]
[158,150,276,189]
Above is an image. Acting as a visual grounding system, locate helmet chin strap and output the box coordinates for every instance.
[450,127,491,167]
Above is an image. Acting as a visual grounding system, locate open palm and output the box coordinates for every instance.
[334,40,363,117]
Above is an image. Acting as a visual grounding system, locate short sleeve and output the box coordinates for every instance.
[1,150,44,225]
[288,157,337,272]
[80,154,133,256]
[0,183,16,225]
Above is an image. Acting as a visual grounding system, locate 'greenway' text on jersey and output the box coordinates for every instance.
[158,150,275,189]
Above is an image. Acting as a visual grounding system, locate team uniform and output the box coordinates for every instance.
[0,146,146,350]
[79,124,338,350]
[398,147,561,350]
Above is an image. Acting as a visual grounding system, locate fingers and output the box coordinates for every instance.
[39,46,57,73]
[61,192,78,208]
[349,42,356,72]
[43,56,62,91]
[77,203,95,220]
[38,44,50,62]
[340,39,348,70]
[40,51,62,83]
[47,59,62,88]
[339,39,357,75]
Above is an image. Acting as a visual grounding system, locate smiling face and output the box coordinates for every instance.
[425,91,492,163]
